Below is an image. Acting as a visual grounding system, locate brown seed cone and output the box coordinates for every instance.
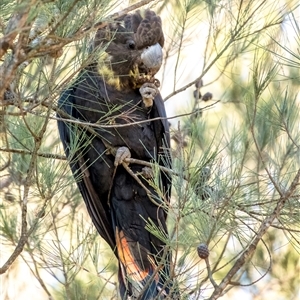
[197,243,209,259]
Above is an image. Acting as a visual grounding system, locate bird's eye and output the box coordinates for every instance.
[127,40,135,50]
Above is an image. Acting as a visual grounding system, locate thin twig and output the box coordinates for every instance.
[0,147,66,160]
[50,100,220,129]
[205,257,218,288]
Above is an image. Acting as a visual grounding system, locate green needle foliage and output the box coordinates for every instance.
[1,0,299,299]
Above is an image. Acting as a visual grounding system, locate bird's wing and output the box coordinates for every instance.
[57,84,116,250]
[151,92,172,207]
[153,91,171,151]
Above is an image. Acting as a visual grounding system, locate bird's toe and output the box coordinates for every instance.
[114,147,131,166]
[139,82,158,109]
[142,166,153,179]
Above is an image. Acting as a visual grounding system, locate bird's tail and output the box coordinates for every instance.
[115,228,171,299]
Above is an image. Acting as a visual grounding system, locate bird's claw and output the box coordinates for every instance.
[139,82,159,109]
[114,147,131,166]
[137,75,160,88]
[142,167,153,179]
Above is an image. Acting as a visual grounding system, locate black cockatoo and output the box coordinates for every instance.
[57,10,173,299]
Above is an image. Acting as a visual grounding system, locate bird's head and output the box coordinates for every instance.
[94,9,164,90]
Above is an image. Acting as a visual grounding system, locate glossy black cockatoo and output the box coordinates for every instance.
[57,10,173,299]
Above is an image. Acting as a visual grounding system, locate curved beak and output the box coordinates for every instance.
[141,43,163,75]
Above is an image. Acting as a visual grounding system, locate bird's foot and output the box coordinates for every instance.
[136,75,160,87]
[114,147,131,166]
[142,166,153,179]
[139,82,159,109]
